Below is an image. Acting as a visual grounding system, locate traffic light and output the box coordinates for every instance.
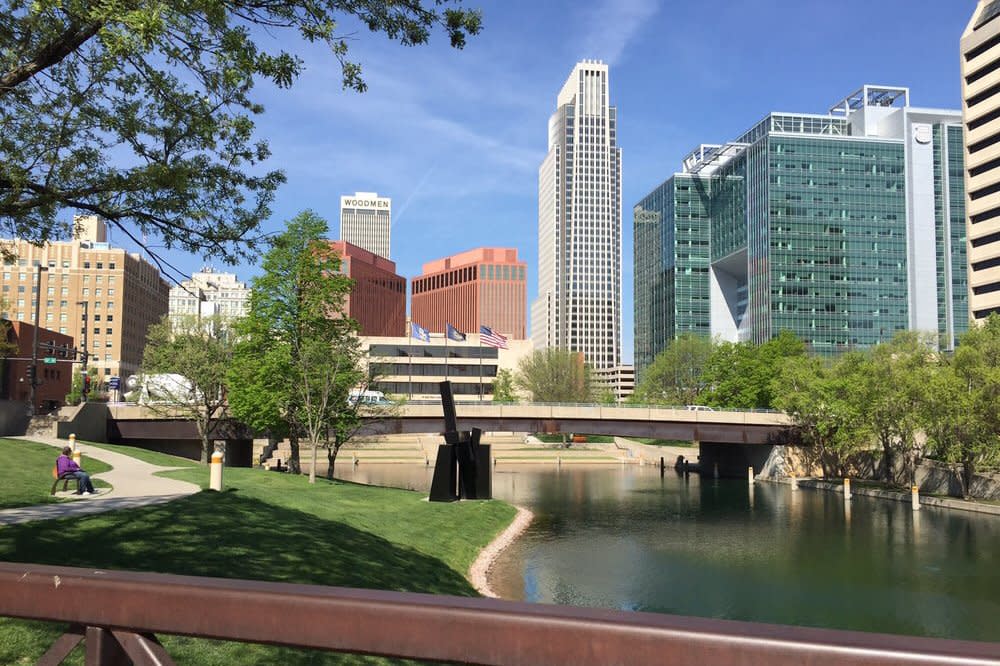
[25,365,35,382]
[82,373,91,395]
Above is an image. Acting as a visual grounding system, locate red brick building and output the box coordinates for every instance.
[329,241,406,337]
[2,321,75,412]
[411,248,526,339]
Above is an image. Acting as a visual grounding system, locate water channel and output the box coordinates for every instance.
[337,463,1000,641]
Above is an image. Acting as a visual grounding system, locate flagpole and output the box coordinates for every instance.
[444,325,449,380]
[478,326,483,402]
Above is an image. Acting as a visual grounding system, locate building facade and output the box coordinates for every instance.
[340,192,391,259]
[634,86,967,377]
[411,248,527,339]
[363,333,533,401]
[963,2,1000,322]
[532,60,622,370]
[329,241,406,337]
[1,322,74,411]
[168,267,249,327]
[0,216,169,382]
[592,364,634,403]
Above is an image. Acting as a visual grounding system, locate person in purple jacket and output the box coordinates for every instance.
[56,446,96,495]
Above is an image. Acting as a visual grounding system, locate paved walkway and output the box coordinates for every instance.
[1,436,200,526]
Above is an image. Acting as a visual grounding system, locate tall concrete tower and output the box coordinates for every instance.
[339,191,391,260]
[532,60,622,369]
[963,2,1000,322]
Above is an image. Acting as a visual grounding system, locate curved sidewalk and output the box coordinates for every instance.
[0,436,200,526]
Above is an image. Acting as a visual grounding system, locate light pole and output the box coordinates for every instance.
[28,264,48,416]
[76,300,89,402]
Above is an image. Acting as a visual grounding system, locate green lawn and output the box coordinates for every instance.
[0,438,112,509]
[0,465,516,665]
[84,441,199,468]
[534,433,616,444]
[634,438,697,447]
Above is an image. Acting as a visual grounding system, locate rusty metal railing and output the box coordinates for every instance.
[2,562,998,665]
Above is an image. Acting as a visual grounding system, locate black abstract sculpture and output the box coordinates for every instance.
[429,381,492,502]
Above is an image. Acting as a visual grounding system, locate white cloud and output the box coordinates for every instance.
[577,0,659,66]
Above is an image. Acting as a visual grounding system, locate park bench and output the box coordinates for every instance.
[50,466,80,495]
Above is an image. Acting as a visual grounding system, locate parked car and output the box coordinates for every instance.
[684,405,714,412]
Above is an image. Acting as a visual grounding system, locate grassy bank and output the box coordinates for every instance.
[0,438,112,509]
[0,456,516,665]
[86,441,199,468]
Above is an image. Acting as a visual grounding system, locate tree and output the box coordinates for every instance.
[141,314,234,463]
[228,210,362,478]
[1,2,481,265]
[515,349,592,403]
[65,365,97,406]
[701,330,806,409]
[771,352,869,478]
[923,316,1000,498]
[491,368,517,403]
[633,333,713,406]
[324,366,398,480]
[857,332,934,486]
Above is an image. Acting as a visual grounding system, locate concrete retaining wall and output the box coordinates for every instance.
[56,402,109,442]
[0,400,30,436]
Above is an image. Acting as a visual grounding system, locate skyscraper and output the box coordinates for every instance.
[339,192,391,260]
[962,2,1000,322]
[328,240,406,337]
[411,247,527,339]
[634,85,967,378]
[532,60,622,369]
[0,215,169,382]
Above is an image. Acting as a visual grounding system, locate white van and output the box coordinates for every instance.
[348,389,391,406]
[685,404,714,412]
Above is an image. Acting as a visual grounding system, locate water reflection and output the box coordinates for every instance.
[336,464,1000,641]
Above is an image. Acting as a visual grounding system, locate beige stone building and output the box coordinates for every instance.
[0,216,169,384]
[361,333,533,401]
[963,2,1000,321]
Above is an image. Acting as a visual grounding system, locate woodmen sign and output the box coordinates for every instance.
[342,196,390,210]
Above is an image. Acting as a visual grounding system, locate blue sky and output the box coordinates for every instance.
[116,0,974,363]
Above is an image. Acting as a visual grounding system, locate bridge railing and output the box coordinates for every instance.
[401,399,782,413]
[3,562,996,666]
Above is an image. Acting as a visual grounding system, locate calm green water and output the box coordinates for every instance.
[338,464,1000,641]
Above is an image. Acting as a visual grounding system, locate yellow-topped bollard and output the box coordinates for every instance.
[210,451,224,491]
[748,466,755,485]
[68,433,77,452]
[844,477,852,501]
[912,485,920,511]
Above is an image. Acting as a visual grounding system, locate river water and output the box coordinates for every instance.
[337,463,1000,641]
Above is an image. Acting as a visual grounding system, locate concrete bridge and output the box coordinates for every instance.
[74,402,797,476]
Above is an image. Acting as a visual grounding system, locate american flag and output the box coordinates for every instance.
[479,325,508,349]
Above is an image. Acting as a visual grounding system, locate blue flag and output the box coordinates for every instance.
[410,322,430,343]
[446,323,466,342]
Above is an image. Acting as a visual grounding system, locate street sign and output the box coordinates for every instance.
[43,357,56,364]
[109,377,121,391]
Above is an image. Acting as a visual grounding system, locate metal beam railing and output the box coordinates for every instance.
[2,562,998,665]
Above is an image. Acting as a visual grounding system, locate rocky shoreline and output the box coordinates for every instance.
[469,505,534,598]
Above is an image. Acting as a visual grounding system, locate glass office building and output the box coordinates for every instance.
[634,86,967,378]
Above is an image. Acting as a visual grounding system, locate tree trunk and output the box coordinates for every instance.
[197,419,210,464]
[287,433,301,474]
[962,457,975,500]
[325,444,339,480]
[880,436,893,484]
[309,438,317,484]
